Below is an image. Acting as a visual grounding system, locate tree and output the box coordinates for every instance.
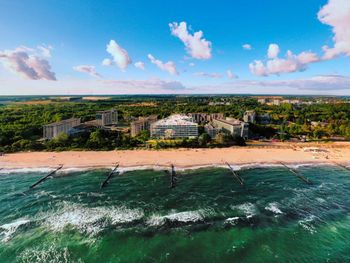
[198,133,211,147]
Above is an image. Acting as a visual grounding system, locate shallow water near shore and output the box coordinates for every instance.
[0,165,349,262]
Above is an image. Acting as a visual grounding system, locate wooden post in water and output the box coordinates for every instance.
[279,162,311,184]
[334,162,350,172]
[100,163,119,189]
[29,165,63,189]
[226,162,244,186]
[169,164,177,188]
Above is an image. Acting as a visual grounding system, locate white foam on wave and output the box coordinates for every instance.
[18,244,80,263]
[298,215,317,234]
[231,202,258,218]
[0,218,30,242]
[147,210,206,227]
[265,202,283,215]
[0,167,52,174]
[43,202,144,235]
[225,217,240,225]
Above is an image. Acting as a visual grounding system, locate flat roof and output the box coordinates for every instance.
[153,114,197,126]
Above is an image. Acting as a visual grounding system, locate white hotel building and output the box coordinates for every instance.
[150,115,198,139]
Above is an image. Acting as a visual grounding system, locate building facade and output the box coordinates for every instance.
[243,110,256,123]
[96,109,118,127]
[212,118,249,139]
[130,115,158,137]
[150,115,198,139]
[187,113,224,123]
[43,118,81,140]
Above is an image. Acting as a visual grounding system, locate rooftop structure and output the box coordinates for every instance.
[130,115,158,137]
[150,114,198,139]
[43,118,81,140]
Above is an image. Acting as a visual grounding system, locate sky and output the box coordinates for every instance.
[0,0,350,95]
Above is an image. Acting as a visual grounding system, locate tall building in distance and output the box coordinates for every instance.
[243,110,256,123]
[96,109,118,127]
[150,114,198,139]
[130,115,158,137]
[43,118,81,140]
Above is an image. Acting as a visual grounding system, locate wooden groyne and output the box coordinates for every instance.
[29,165,63,189]
[226,162,244,186]
[334,162,350,172]
[279,162,312,184]
[100,164,119,189]
[170,164,177,188]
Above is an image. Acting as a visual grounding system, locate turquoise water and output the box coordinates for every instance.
[0,165,349,262]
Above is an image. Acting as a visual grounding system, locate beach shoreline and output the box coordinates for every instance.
[1,142,349,170]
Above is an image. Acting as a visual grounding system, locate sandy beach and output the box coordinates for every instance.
[1,142,350,169]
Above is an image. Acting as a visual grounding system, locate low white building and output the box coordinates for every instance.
[211,118,249,140]
[150,115,198,138]
[43,118,81,140]
[96,109,118,127]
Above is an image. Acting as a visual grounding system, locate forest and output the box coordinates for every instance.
[0,95,349,152]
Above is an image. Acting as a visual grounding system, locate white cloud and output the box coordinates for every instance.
[189,62,195,67]
[147,54,178,75]
[102,58,113,66]
[250,44,320,76]
[318,0,350,59]
[73,65,101,78]
[242,44,252,50]
[226,70,237,79]
[267,44,280,59]
[134,61,145,70]
[169,21,212,60]
[103,78,186,91]
[194,72,223,78]
[0,46,56,80]
[103,40,131,70]
[38,45,53,58]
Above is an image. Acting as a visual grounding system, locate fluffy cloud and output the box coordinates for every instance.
[169,21,212,60]
[73,65,101,78]
[194,72,223,78]
[249,44,320,76]
[226,70,237,79]
[318,0,350,59]
[103,40,131,70]
[242,44,252,50]
[0,46,56,80]
[134,61,145,70]
[148,54,178,75]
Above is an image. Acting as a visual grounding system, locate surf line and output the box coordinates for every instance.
[279,162,312,184]
[100,163,119,189]
[29,165,63,189]
[225,162,244,186]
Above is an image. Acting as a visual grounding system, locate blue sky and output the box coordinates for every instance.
[0,0,350,95]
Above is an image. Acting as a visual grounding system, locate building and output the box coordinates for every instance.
[43,118,81,139]
[96,109,118,127]
[150,114,198,139]
[130,115,158,137]
[187,113,224,123]
[243,110,256,123]
[204,123,221,139]
[212,118,249,139]
[257,113,271,124]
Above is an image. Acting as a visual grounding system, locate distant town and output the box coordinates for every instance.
[0,95,349,152]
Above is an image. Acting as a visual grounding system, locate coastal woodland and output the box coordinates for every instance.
[0,95,349,152]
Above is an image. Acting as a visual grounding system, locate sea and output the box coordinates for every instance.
[0,164,349,262]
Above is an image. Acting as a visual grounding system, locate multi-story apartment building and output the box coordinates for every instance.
[150,115,198,139]
[211,118,249,139]
[243,110,256,123]
[96,109,118,127]
[130,115,158,137]
[43,118,81,140]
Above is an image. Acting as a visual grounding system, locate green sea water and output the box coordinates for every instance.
[0,165,349,262]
